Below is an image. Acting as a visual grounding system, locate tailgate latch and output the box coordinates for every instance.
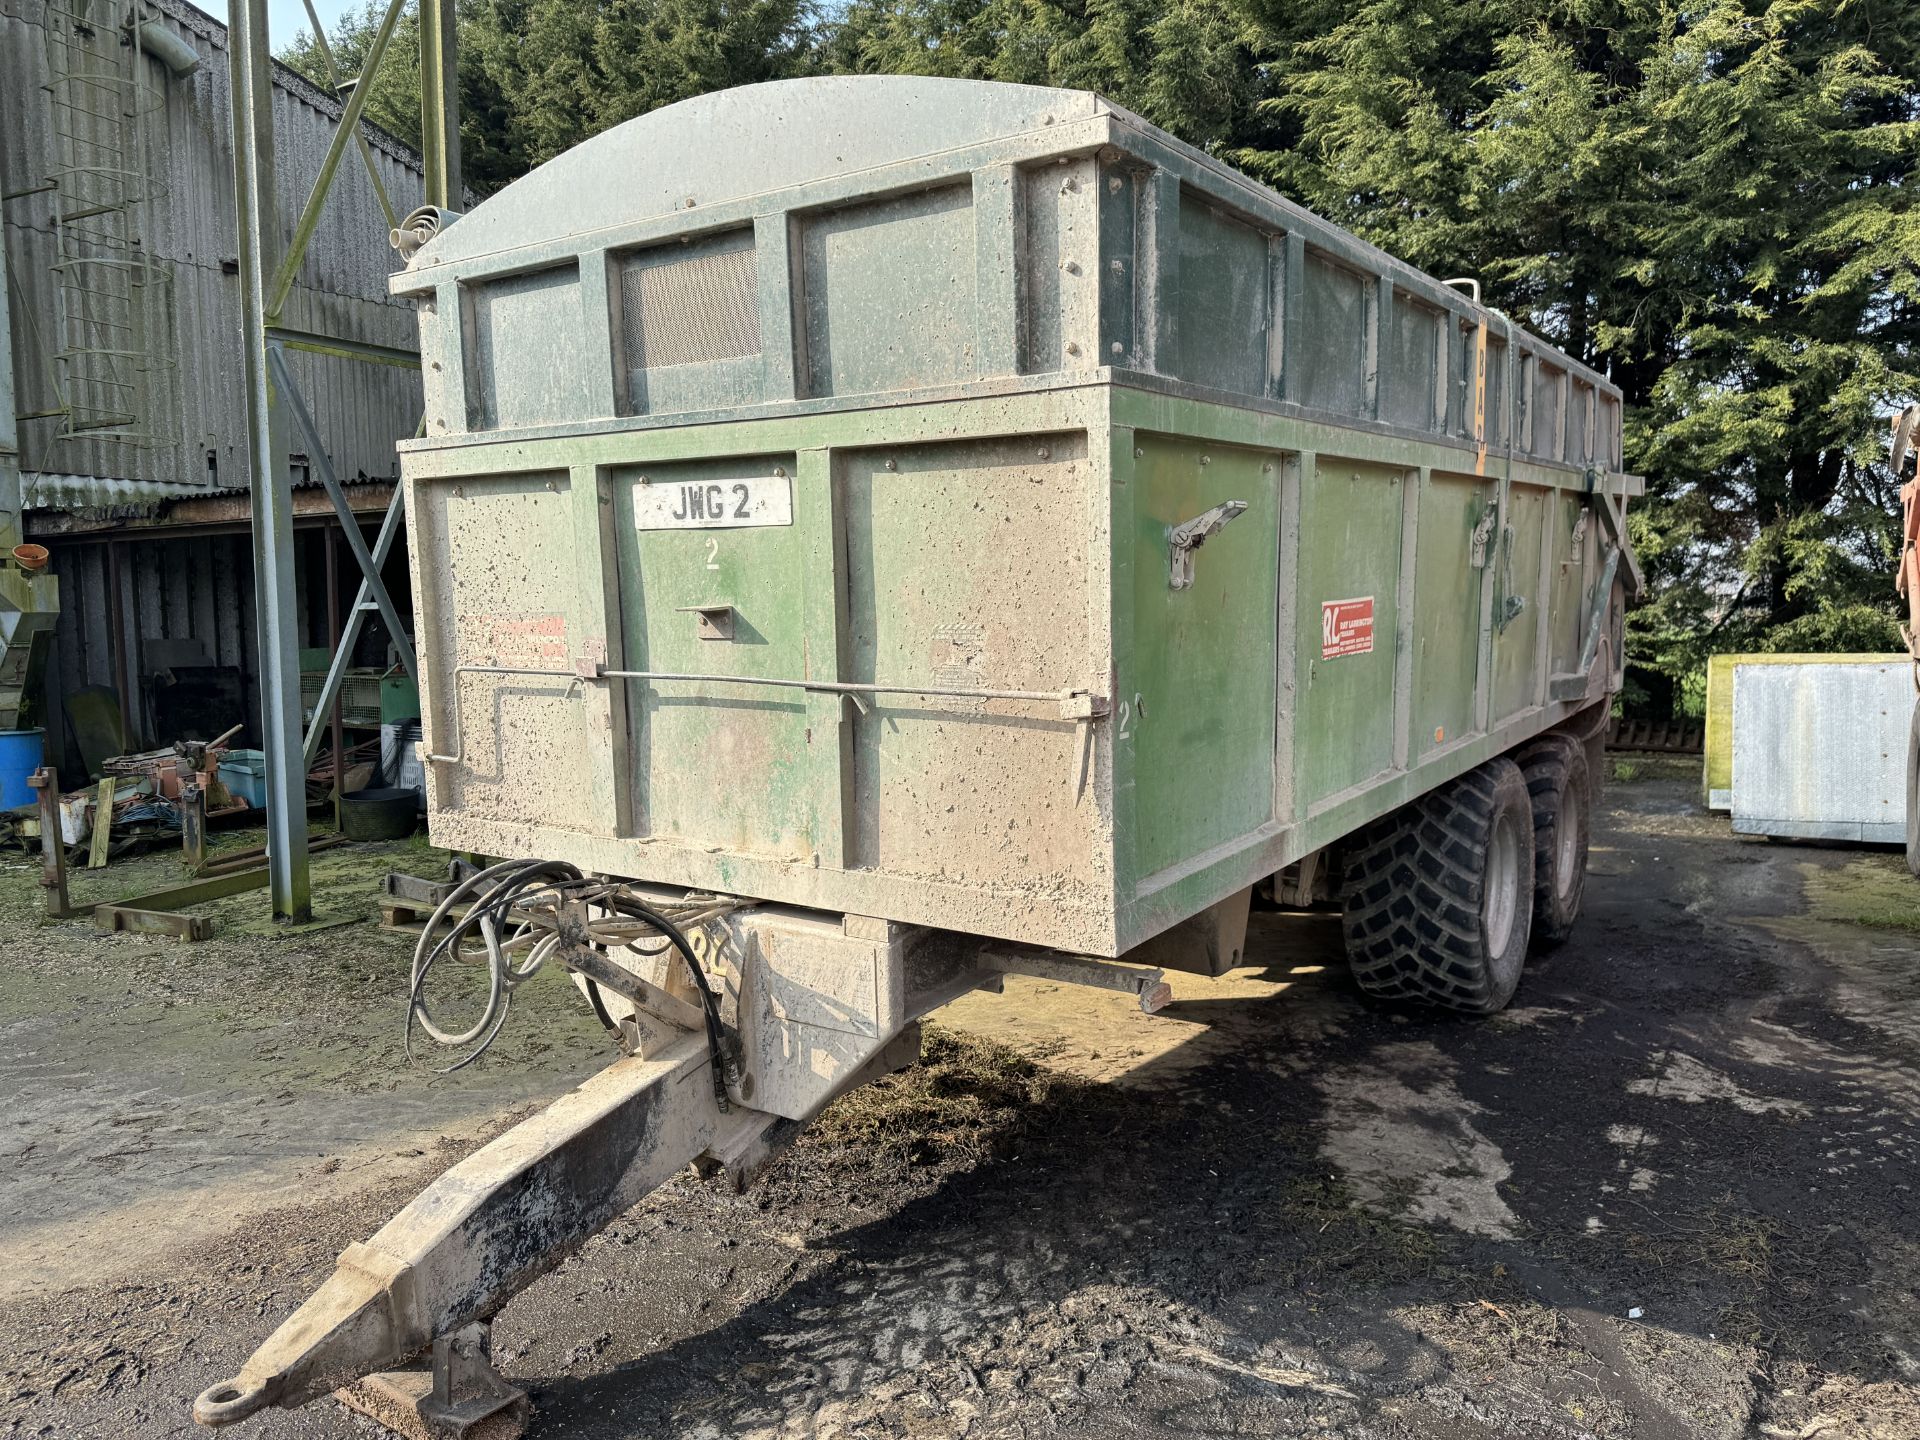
[1168,500,1249,590]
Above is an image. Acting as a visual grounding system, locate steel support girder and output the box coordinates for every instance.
[269,342,418,676]
[300,482,409,771]
[418,0,461,211]
[192,1036,725,1427]
[296,0,398,231]
[228,0,310,922]
[265,0,408,323]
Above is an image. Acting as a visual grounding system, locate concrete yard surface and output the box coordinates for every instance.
[1,763,1917,1439]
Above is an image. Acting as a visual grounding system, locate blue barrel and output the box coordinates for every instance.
[0,729,44,810]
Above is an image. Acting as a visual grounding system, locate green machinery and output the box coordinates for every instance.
[197,78,1636,1437]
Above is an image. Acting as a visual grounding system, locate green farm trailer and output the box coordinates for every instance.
[197,77,1638,1437]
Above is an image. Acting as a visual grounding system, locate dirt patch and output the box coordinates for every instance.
[0,777,1917,1439]
[0,828,610,1301]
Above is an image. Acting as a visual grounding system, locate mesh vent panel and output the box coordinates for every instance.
[619,232,761,371]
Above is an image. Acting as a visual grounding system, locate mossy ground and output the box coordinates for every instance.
[1800,853,1920,935]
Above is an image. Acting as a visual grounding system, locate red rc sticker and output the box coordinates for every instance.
[1321,597,1375,659]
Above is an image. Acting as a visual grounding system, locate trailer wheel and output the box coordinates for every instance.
[1906,699,1920,879]
[1342,757,1535,1014]
[1517,736,1590,948]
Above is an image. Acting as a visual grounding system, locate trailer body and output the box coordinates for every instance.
[391,76,1634,962]
[197,78,1638,1436]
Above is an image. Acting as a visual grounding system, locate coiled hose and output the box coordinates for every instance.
[405,862,734,1098]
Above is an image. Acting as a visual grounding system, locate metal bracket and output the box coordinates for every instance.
[1471,507,1498,569]
[334,1322,530,1440]
[1168,500,1248,590]
[676,604,736,641]
[978,947,1172,1014]
[1058,692,1110,721]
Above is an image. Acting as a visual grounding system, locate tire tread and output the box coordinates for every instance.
[1341,758,1531,1013]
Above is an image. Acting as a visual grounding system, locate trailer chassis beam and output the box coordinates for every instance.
[193,1034,726,1427]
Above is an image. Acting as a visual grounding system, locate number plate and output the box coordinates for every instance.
[633,475,793,530]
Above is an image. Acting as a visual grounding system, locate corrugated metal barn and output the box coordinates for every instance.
[1,0,421,770]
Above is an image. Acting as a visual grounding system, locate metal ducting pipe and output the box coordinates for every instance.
[138,20,202,77]
[390,205,463,262]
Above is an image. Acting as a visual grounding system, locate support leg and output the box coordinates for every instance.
[334,1322,529,1440]
[29,767,70,918]
[181,781,207,873]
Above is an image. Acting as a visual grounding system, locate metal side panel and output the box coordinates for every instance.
[1295,456,1407,809]
[613,452,814,860]
[1410,470,1490,761]
[1548,490,1588,677]
[1490,480,1548,725]
[463,262,591,432]
[1730,660,1910,842]
[838,432,1110,899]
[798,183,979,399]
[1703,651,1898,812]
[1121,433,1280,883]
[413,469,623,835]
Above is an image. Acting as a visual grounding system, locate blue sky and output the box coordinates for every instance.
[267,0,359,49]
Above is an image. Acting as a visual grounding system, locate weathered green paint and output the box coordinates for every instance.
[613,455,815,859]
[1549,492,1589,675]
[1125,434,1279,880]
[1410,472,1487,761]
[1491,483,1548,724]
[1294,459,1405,808]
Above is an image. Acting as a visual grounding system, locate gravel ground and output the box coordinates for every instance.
[1,762,1916,1439]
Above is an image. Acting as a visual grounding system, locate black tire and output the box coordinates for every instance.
[1341,757,1536,1015]
[1517,735,1590,949]
[1906,699,1920,879]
